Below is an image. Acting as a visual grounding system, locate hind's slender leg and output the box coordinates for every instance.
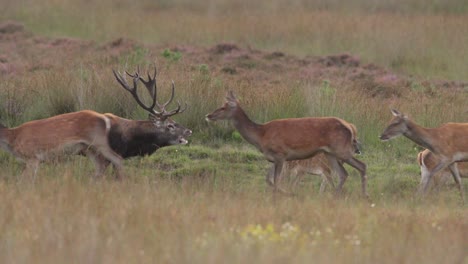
[22,159,40,183]
[448,163,465,203]
[326,154,348,195]
[419,161,445,195]
[266,164,275,187]
[343,157,368,198]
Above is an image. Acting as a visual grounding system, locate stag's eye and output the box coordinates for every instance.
[167,123,175,130]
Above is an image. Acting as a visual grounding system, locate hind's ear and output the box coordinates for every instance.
[226,91,237,101]
[391,109,402,117]
[225,91,239,107]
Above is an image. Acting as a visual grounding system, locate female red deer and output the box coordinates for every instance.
[417,149,467,189]
[206,91,368,197]
[380,109,468,201]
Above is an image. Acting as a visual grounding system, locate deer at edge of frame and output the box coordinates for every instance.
[380,109,468,201]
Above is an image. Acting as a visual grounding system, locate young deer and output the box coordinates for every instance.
[206,91,368,197]
[417,149,467,188]
[0,110,124,180]
[285,123,361,193]
[283,153,334,193]
[380,109,468,201]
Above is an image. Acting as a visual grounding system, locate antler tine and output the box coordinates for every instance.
[112,69,131,91]
[112,68,158,116]
[156,80,176,112]
[114,66,187,120]
[137,66,158,110]
[155,81,188,119]
[125,65,140,78]
[163,101,188,117]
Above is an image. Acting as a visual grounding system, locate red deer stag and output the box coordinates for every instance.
[82,66,192,173]
[206,91,368,197]
[0,110,124,180]
[380,109,467,201]
[108,66,191,152]
[417,149,467,189]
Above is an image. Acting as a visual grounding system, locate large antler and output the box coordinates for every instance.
[112,65,187,120]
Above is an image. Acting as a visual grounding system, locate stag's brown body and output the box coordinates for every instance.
[206,91,368,197]
[0,110,123,179]
[380,109,468,201]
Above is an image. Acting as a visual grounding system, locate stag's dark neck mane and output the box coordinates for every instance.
[108,119,168,158]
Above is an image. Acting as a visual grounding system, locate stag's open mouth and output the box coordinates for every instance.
[179,137,189,145]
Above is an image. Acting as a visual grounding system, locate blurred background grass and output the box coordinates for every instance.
[1,0,468,80]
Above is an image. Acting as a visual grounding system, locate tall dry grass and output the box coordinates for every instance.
[0,175,466,264]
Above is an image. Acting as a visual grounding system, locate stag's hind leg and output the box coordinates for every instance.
[94,144,124,180]
[84,148,111,178]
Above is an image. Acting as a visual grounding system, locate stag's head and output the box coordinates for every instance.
[113,66,192,145]
[379,109,409,141]
[205,91,239,122]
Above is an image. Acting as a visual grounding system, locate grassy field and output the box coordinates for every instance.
[0,0,467,263]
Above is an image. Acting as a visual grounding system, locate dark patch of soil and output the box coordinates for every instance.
[0,21,24,34]
[1,21,466,98]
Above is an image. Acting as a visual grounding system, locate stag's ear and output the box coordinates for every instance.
[149,114,166,122]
